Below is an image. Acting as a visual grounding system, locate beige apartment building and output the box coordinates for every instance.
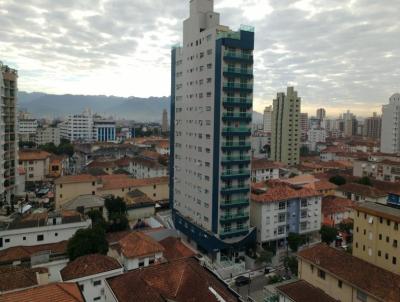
[55,174,168,209]
[271,87,301,166]
[297,243,400,302]
[18,150,51,182]
[353,202,400,275]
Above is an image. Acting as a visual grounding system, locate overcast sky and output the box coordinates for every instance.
[0,0,399,117]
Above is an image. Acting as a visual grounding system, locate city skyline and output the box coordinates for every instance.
[0,0,399,116]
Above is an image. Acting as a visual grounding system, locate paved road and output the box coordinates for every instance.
[234,275,269,302]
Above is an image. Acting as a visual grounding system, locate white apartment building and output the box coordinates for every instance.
[251,183,322,246]
[36,125,61,146]
[251,130,272,159]
[251,158,284,182]
[0,62,18,204]
[60,109,94,142]
[18,117,38,142]
[381,93,400,154]
[18,150,51,182]
[263,105,273,132]
[170,0,255,259]
[307,128,327,152]
[0,211,91,250]
[131,157,168,179]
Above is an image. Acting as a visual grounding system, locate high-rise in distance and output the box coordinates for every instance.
[381,93,400,154]
[271,87,301,166]
[0,62,18,205]
[170,0,255,260]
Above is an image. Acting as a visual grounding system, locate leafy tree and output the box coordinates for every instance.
[87,210,107,230]
[320,225,338,245]
[300,145,309,156]
[338,222,353,234]
[287,233,306,252]
[67,227,108,260]
[40,142,58,154]
[19,141,36,149]
[108,213,129,232]
[255,249,274,265]
[105,196,129,232]
[329,175,346,186]
[284,256,298,275]
[356,176,373,187]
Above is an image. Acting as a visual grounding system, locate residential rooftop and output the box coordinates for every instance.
[115,231,165,259]
[297,243,400,301]
[19,150,51,161]
[276,280,339,302]
[354,202,400,223]
[251,158,286,170]
[321,196,355,216]
[159,237,195,261]
[336,183,387,198]
[0,266,48,292]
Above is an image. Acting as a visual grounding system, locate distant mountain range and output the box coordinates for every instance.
[18,92,263,123]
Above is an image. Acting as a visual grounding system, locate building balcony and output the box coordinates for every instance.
[220,227,249,239]
[221,185,250,195]
[221,142,251,151]
[221,156,251,165]
[222,97,252,109]
[223,83,253,93]
[223,67,253,79]
[224,52,254,63]
[222,112,252,122]
[220,212,249,223]
[220,199,250,209]
[222,127,251,136]
[221,169,250,180]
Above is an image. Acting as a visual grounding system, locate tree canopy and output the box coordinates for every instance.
[67,227,108,260]
[329,175,346,186]
[105,196,129,232]
[320,225,338,245]
[255,249,274,265]
[356,176,373,186]
[287,233,306,252]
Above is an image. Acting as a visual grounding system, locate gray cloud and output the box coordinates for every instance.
[0,0,399,116]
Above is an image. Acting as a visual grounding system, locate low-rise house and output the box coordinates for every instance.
[321,196,355,227]
[0,211,91,251]
[304,179,337,196]
[104,257,241,302]
[0,282,85,302]
[61,195,106,219]
[130,156,168,179]
[125,190,155,222]
[251,159,286,182]
[108,232,164,271]
[297,243,400,302]
[335,183,387,204]
[158,236,195,261]
[18,150,51,182]
[353,202,400,275]
[49,155,68,178]
[0,266,49,293]
[353,157,400,183]
[251,182,322,248]
[155,140,170,155]
[276,280,339,302]
[61,254,123,302]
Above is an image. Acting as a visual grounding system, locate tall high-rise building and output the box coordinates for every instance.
[271,87,301,166]
[381,93,400,154]
[342,110,357,137]
[363,112,381,139]
[299,113,309,142]
[161,109,169,133]
[263,105,272,132]
[316,108,326,120]
[170,0,255,259]
[0,62,18,204]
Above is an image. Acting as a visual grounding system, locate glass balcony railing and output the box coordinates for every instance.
[222,97,252,107]
[221,142,251,149]
[224,52,253,61]
[222,127,251,134]
[220,212,249,222]
[220,227,249,236]
[223,83,253,90]
[223,67,253,76]
[222,113,252,121]
[221,169,250,178]
[221,155,250,162]
[220,199,250,208]
[221,185,250,195]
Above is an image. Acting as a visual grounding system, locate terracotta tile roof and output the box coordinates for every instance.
[321,196,355,216]
[251,158,286,170]
[159,237,195,261]
[116,232,165,258]
[19,150,51,161]
[60,254,122,281]
[304,179,337,191]
[0,241,68,264]
[0,266,48,292]
[283,174,316,186]
[276,280,339,302]
[99,176,168,191]
[106,257,240,302]
[156,140,170,149]
[297,243,400,301]
[140,150,161,160]
[54,174,97,184]
[87,160,117,169]
[336,183,387,198]
[131,156,166,169]
[106,230,133,245]
[0,282,85,302]
[252,183,320,204]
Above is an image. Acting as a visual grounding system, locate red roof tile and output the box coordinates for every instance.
[54,174,97,184]
[251,158,286,170]
[0,266,48,292]
[60,254,122,281]
[106,257,240,302]
[116,232,164,258]
[336,183,387,198]
[99,176,168,191]
[252,183,320,204]
[19,150,51,161]
[321,196,355,216]
[276,280,339,302]
[159,237,195,261]
[297,243,400,301]
[0,282,85,302]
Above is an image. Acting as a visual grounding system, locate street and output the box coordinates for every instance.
[234,274,269,302]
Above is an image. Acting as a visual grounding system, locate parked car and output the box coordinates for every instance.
[235,275,251,287]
